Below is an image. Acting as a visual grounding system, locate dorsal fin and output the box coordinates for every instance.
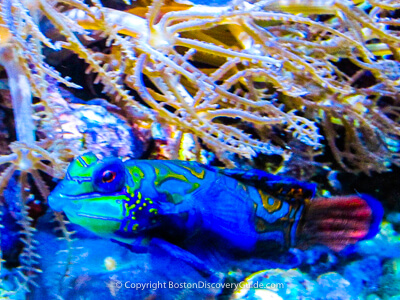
[217,168,317,202]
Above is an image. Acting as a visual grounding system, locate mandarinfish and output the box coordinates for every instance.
[48,153,383,260]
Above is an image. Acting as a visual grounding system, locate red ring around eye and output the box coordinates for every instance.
[102,170,116,183]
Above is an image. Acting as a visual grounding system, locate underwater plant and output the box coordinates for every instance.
[58,0,400,172]
[0,0,398,297]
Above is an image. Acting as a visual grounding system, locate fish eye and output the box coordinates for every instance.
[102,170,116,183]
[93,158,125,193]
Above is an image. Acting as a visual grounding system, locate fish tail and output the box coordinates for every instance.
[297,194,383,251]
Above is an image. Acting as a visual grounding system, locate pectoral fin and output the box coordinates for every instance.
[149,237,218,278]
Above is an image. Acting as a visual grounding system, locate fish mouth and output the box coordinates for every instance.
[75,212,121,222]
[48,190,126,211]
[53,192,123,201]
[47,192,122,214]
[48,192,85,212]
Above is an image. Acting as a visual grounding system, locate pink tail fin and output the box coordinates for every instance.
[297,194,383,252]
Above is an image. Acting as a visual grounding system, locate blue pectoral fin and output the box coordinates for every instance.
[195,182,258,252]
[149,237,218,278]
[111,235,151,253]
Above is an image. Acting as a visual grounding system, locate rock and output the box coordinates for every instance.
[317,272,352,300]
[32,212,222,299]
[231,269,317,300]
[302,245,338,276]
[366,294,381,300]
[353,222,400,259]
[378,258,400,298]
[38,95,144,159]
[343,256,381,296]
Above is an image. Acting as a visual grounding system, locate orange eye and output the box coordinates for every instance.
[102,170,116,183]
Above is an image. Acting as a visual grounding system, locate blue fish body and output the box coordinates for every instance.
[48,153,382,255]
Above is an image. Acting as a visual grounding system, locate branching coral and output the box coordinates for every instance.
[0,0,399,295]
[61,0,400,171]
[64,0,323,162]
[0,0,78,295]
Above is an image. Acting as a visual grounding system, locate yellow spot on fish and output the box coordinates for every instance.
[186,182,200,193]
[104,257,117,271]
[136,200,140,204]
[154,165,189,186]
[127,166,145,191]
[143,203,147,207]
[127,204,136,210]
[259,190,282,213]
[139,207,143,211]
[180,165,206,179]
[133,224,139,230]
[137,191,142,200]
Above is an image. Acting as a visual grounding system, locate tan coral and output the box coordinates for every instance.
[61,0,400,172]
